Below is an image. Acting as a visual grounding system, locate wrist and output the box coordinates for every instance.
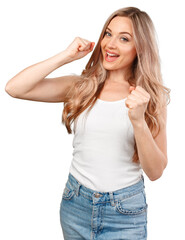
[60,50,75,64]
[51,50,73,67]
[131,118,146,130]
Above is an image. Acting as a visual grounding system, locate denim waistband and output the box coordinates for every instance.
[66,173,145,206]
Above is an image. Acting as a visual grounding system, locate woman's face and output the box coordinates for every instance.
[101,16,137,72]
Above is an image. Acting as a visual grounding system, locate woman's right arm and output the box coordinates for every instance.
[5,37,95,102]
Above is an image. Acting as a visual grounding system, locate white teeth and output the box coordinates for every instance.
[107,52,119,57]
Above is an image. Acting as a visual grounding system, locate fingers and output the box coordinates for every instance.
[129,86,135,94]
[90,42,95,51]
[76,37,94,52]
[125,100,134,109]
[125,86,151,109]
[134,86,150,99]
[129,86,150,101]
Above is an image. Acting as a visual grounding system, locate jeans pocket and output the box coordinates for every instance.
[62,181,75,200]
[116,190,148,215]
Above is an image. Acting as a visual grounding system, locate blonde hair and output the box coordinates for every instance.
[62,6,171,163]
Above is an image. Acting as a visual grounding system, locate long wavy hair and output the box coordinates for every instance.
[62,6,171,163]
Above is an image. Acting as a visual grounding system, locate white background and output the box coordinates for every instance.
[0,0,184,239]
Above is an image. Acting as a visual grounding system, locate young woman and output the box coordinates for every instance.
[5,6,170,240]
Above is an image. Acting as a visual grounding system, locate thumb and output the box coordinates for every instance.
[89,42,95,51]
[129,86,135,94]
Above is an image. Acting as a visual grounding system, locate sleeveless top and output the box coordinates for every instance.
[69,98,143,192]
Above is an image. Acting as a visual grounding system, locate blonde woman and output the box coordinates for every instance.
[5,7,170,240]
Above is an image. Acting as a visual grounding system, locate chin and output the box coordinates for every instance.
[102,62,120,71]
[102,60,116,70]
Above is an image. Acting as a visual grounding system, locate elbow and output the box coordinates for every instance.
[5,83,18,98]
[149,158,168,182]
[5,83,12,95]
[149,174,162,181]
[149,170,163,181]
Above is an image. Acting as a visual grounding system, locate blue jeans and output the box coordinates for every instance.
[60,173,148,240]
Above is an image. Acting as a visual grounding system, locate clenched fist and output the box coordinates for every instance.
[64,37,95,62]
[125,86,151,125]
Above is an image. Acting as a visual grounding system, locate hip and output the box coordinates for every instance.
[59,173,148,239]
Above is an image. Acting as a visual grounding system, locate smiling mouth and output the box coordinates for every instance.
[105,51,120,62]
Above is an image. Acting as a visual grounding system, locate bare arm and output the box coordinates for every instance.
[5,37,95,102]
[132,106,168,181]
[5,51,69,97]
[125,86,168,181]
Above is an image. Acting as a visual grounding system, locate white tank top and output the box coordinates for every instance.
[69,98,143,192]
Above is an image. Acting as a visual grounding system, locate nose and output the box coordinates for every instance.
[107,37,117,49]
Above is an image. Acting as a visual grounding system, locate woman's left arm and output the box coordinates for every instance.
[126,86,168,181]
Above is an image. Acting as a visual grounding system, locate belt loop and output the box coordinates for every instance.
[141,174,144,182]
[75,183,81,196]
[109,192,115,206]
[141,175,145,189]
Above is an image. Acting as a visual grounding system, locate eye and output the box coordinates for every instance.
[104,31,111,37]
[121,37,128,42]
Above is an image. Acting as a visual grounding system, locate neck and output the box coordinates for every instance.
[106,68,132,84]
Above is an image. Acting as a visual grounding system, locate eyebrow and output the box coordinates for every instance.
[106,27,132,37]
